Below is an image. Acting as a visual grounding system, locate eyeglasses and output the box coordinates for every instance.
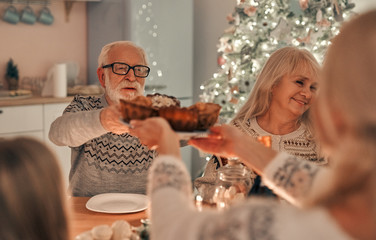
[102,62,150,78]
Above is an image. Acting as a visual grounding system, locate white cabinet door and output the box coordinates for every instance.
[0,105,43,135]
[43,103,71,187]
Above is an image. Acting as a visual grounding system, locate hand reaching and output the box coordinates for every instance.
[188,124,246,159]
[129,117,181,159]
[189,124,276,173]
[100,104,130,135]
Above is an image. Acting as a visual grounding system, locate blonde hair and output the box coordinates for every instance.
[0,138,69,240]
[97,41,148,67]
[232,46,320,135]
[312,10,376,209]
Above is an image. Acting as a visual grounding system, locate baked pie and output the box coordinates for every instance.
[120,94,221,131]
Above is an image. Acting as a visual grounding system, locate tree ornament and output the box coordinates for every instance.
[217,55,226,66]
[244,6,257,17]
[299,0,309,10]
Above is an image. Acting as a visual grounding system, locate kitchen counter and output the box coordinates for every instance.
[0,96,74,107]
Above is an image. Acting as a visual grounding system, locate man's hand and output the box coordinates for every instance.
[100,104,130,134]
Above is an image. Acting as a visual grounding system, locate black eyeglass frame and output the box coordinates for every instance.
[102,62,150,78]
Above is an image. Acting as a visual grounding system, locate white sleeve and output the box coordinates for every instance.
[48,109,107,147]
[263,152,330,207]
[148,155,350,240]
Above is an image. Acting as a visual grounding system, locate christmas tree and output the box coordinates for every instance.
[200,0,356,121]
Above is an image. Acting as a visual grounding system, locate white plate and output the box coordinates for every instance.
[86,193,148,214]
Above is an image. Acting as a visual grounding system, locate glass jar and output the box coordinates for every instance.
[212,158,252,210]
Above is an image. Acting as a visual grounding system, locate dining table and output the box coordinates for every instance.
[69,197,148,239]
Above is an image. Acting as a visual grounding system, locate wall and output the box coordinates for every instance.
[0,1,87,89]
[191,0,236,177]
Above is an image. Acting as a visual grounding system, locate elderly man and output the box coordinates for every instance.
[49,41,154,196]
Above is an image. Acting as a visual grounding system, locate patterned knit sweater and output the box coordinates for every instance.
[148,154,351,240]
[49,95,154,196]
[194,117,326,202]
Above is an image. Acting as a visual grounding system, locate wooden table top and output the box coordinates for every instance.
[69,197,148,239]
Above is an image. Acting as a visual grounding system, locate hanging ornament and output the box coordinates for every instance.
[230,85,239,93]
[332,0,344,22]
[316,18,331,27]
[244,6,257,17]
[316,9,323,22]
[230,97,239,104]
[270,18,293,43]
[299,0,309,10]
[217,55,226,66]
[227,14,235,24]
[297,29,312,45]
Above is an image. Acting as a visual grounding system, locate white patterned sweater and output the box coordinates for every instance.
[148,153,351,240]
[194,117,327,201]
[49,95,154,196]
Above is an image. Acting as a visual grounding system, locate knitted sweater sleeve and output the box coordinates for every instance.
[48,96,107,147]
[148,155,350,240]
[263,152,330,207]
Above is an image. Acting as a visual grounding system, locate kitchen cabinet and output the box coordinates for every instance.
[43,103,71,187]
[0,102,70,187]
[0,105,44,138]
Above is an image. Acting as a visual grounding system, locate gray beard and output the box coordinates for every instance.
[104,75,144,104]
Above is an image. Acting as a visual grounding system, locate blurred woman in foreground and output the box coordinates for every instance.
[130,10,376,240]
[0,138,69,240]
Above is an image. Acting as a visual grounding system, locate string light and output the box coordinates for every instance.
[134,1,162,86]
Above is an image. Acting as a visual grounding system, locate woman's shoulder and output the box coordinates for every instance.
[231,117,260,137]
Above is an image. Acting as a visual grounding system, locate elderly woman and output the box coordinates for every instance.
[129,10,376,240]
[195,46,326,202]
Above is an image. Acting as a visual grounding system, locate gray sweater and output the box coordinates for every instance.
[49,94,154,196]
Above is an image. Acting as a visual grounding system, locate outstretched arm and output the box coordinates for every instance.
[189,124,277,175]
[129,117,181,159]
